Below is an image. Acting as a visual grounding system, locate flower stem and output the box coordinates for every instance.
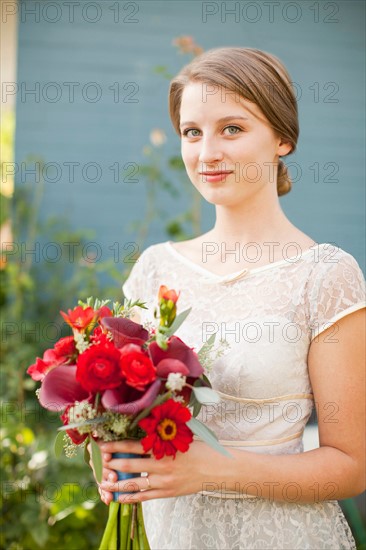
[137,503,151,550]
[98,501,119,550]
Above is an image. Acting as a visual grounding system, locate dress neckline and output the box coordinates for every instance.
[165,240,328,280]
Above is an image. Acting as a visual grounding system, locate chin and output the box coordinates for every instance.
[199,193,240,207]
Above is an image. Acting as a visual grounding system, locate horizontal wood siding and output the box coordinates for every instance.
[14,0,365,273]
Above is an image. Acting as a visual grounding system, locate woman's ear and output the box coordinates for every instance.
[278,139,292,157]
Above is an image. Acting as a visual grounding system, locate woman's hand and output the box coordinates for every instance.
[93,439,218,504]
[87,440,119,505]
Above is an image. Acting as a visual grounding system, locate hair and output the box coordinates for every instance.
[168,47,299,196]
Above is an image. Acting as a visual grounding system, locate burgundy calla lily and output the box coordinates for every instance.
[102,379,161,415]
[148,336,203,378]
[39,365,89,412]
[101,317,149,348]
[155,358,189,378]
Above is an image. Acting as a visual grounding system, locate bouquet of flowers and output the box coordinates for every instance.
[27,285,227,550]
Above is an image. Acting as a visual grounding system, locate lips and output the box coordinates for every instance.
[199,171,233,176]
[199,170,234,182]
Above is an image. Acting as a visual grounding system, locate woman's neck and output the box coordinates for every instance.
[209,199,295,245]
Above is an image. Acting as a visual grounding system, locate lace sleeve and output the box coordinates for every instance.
[308,248,366,342]
[122,246,153,302]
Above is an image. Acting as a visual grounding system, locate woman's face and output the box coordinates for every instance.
[179,82,291,206]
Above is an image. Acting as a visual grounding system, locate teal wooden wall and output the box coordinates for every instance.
[14,0,365,271]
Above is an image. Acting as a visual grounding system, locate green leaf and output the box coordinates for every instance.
[90,438,103,483]
[83,438,90,466]
[202,373,212,388]
[129,391,170,431]
[189,380,202,417]
[192,386,221,405]
[57,416,106,430]
[54,430,65,458]
[192,396,202,418]
[164,307,192,336]
[187,417,232,458]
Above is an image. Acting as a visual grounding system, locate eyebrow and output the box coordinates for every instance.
[179,115,249,130]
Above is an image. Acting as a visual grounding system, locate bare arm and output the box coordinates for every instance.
[99,308,365,504]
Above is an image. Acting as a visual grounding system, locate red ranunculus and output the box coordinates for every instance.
[138,398,193,459]
[60,306,97,331]
[119,344,157,391]
[54,336,77,361]
[76,342,122,392]
[90,327,110,345]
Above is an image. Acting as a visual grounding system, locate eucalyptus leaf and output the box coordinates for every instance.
[164,307,192,336]
[84,438,90,466]
[129,392,170,431]
[192,386,221,405]
[193,399,202,418]
[57,416,106,431]
[202,373,212,388]
[90,438,103,483]
[54,430,65,458]
[189,387,202,418]
[187,418,232,458]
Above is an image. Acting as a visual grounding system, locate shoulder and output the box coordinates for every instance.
[134,241,169,264]
[310,243,365,284]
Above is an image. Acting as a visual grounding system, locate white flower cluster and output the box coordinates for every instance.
[66,401,99,435]
[63,433,79,458]
[74,331,90,354]
[166,373,186,392]
[92,412,131,442]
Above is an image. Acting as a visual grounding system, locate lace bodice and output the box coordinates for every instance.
[121,240,365,549]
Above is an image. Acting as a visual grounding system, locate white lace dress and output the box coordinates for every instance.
[122,240,366,550]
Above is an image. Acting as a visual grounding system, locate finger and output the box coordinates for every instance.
[100,440,146,454]
[107,457,154,474]
[119,489,166,503]
[100,475,153,494]
[103,467,117,482]
[99,487,114,505]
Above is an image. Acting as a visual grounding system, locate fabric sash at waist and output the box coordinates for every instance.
[195,429,304,499]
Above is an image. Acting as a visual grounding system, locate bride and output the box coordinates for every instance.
[93,47,365,549]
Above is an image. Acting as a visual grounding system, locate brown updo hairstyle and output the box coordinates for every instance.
[168,47,299,196]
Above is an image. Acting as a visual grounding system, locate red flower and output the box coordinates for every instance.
[119,344,157,391]
[54,336,77,361]
[27,348,64,381]
[138,399,193,459]
[60,306,96,331]
[27,337,77,381]
[61,405,88,445]
[97,305,113,321]
[90,327,110,345]
[158,285,180,304]
[76,342,122,392]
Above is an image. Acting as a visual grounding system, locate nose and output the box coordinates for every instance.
[198,137,224,165]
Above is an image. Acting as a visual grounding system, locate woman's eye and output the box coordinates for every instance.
[223,125,241,135]
[182,128,201,137]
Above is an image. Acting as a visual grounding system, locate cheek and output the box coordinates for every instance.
[181,145,196,170]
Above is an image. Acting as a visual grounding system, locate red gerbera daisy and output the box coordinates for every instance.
[138,398,193,459]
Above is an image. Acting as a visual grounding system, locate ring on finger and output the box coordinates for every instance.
[141,474,151,491]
